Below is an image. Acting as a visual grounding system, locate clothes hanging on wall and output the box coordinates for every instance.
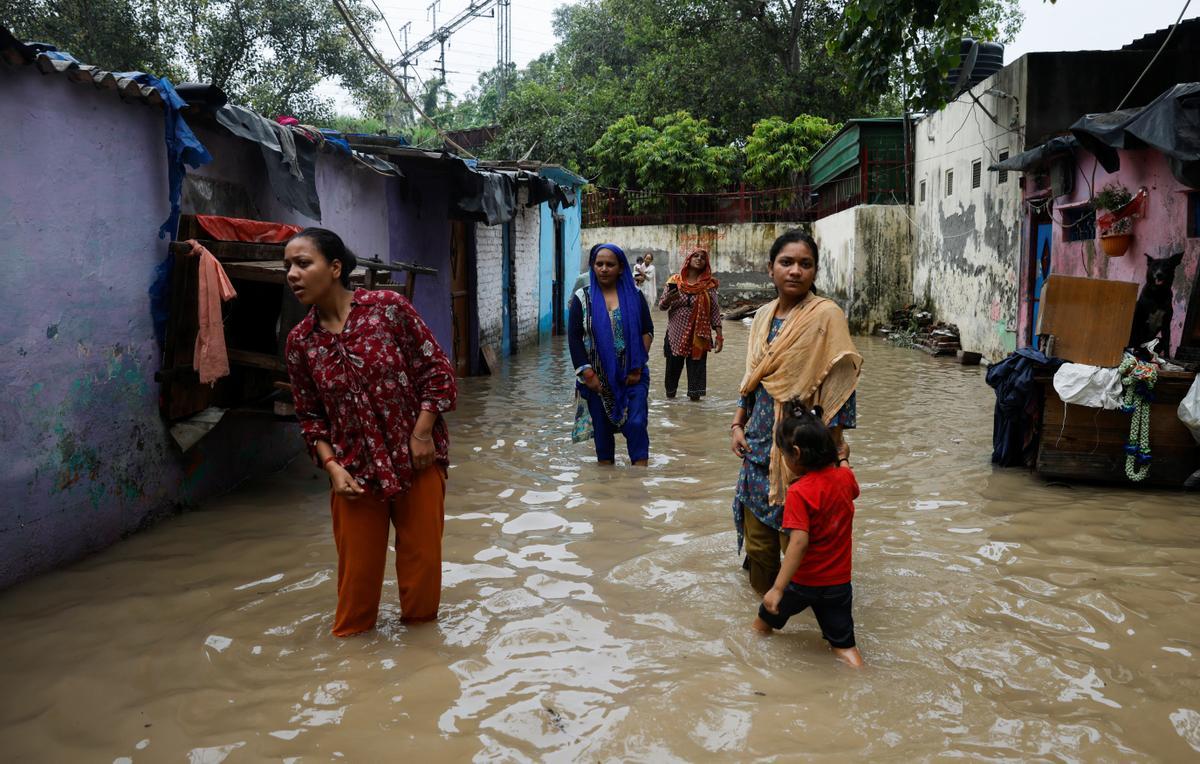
[185,240,238,385]
[215,104,322,220]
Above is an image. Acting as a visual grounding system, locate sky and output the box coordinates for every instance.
[329,0,1198,114]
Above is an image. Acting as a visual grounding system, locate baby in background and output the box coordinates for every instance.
[752,402,864,668]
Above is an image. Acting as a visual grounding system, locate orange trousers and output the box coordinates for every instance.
[329,466,446,637]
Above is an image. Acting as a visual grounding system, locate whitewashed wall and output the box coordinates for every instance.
[912,58,1027,361]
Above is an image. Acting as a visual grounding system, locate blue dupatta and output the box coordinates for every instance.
[588,243,649,425]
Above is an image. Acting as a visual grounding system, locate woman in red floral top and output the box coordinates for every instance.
[284,228,457,637]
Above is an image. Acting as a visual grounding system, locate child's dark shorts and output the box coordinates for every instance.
[757,582,855,648]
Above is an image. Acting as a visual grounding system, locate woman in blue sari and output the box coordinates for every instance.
[568,243,654,465]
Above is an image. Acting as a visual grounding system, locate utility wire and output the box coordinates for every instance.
[331,0,475,157]
[1116,0,1193,110]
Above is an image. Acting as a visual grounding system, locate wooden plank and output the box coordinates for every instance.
[1037,379,1200,487]
[222,261,287,285]
[1037,275,1138,366]
[227,349,287,373]
[168,239,285,262]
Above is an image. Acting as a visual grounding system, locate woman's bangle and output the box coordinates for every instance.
[837,458,850,465]
[413,432,433,442]
[322,454,339,468]
[730,422,744,431]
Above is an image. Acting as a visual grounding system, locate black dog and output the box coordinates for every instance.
[1129,252,1184,357]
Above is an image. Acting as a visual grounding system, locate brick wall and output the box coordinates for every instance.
[475,221,503,354]
[512,192,541,349]
[474,189,543,358]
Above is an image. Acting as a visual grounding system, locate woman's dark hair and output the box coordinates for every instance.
[775,402,838,471]
[769,229,819,269]
[293,227,357,288]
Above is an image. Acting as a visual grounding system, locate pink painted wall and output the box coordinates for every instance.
[1037,149,1199,353]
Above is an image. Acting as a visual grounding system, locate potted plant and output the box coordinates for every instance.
[1094,183,1134,257]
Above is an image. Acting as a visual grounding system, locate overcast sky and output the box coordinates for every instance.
[334,0,1197,113]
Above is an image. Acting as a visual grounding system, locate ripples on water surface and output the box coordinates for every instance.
[1,329,1198,761]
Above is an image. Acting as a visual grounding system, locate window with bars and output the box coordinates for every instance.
[919,179,926,202]
[945,170,954,196]
[971,160,982,189]
[1062,205,1096,242]
[997,150,1009,184]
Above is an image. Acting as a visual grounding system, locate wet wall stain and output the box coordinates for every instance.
[33,344,164,510]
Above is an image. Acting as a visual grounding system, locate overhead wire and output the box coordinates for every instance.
[331,0,475,157]
[1116,0,1193,110]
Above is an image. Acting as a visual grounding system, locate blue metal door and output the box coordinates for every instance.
[1031,222,1052,342]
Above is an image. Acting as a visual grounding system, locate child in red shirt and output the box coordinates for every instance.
[752,403,864,667]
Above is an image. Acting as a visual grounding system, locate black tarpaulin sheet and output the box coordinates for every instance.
[1070,83,1200,186]
[989,136,1078,172]
[449,158,517,225]
[216,104,322,220]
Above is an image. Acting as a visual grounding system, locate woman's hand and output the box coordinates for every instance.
[410,433,436,471]
[625,367,643,386]
[713,333,724,354]
[327,462,365,499]
[730,424,750,458]
[582,369,602,393]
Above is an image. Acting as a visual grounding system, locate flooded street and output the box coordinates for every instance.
[2,325,1199,761]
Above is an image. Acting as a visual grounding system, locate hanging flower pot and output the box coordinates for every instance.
[1100,232,1133,257]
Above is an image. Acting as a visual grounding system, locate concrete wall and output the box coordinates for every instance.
[582,222,810,303]
[0,66,300,589]
[812,205,915,333]
[384,165,454,357]
[1047,149,1199,353]
[912,58,1027,362]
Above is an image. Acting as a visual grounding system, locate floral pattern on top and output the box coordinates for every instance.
[659,285,723,357]
[285,288,457,498]
[611,308,626,357]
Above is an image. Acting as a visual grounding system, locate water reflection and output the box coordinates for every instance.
[0,329,1197,760]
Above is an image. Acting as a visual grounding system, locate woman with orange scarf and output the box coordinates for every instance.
[658,248,724,400]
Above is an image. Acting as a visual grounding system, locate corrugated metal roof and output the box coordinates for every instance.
[1,26,164,106]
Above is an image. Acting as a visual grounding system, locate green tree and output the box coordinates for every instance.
[587,115,656,190]
[1,0,178,76]
[631,112,736,194]
[835,0,1028,111]
[586,111,736,193]
[472,0,895,170]
[2,0,388,121]
[743,114,841,188]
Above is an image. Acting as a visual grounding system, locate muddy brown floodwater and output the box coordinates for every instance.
[1,327,1199,761]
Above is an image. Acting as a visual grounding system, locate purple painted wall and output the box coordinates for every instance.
[186,126,393,268]
[1022,149,1199,350]
[0,67,302,588]
[0,65,411,589]
[386,166,454,355]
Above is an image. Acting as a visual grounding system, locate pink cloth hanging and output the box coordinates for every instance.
[185,240,238,385]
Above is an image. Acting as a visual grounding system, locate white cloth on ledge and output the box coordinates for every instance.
[1053,363,1123,410]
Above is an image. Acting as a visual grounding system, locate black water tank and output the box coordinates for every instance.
[945,38,1005,94]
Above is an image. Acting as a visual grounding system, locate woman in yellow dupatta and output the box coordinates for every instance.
[728,230,863,594]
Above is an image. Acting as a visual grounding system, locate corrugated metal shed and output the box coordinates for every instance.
[808,118,905,189]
